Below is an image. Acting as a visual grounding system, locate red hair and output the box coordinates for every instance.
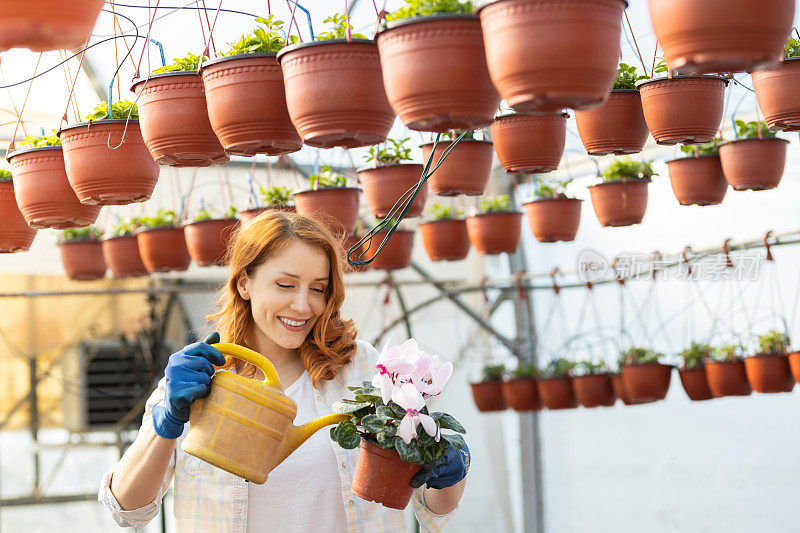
[207,211,358,387]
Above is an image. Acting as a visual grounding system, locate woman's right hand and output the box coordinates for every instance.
[151,332,226,439]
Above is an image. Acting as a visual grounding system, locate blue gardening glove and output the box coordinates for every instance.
[410,443,470,490]
[152,332,226,439]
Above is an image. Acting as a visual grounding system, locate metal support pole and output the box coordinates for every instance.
[29,356,40,499]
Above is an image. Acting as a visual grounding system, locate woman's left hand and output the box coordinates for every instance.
[409,443,470,489]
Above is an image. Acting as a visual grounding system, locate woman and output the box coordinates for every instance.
[99,211,469,531]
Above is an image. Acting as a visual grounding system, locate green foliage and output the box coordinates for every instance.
[259,185,293,206]
[109,216,141,237]
[60,226,102,242]
[221,15,297,55]
[20,130,61,147]
[618,347,663,366]
[711,344,740,362]
[757,330,789,355]
[226,205,238,219]
[532,178,572,199]
[194,208,213,222]
[652,58,669,75]
[734,120,777,139]
[481,364,505,382]
[477,195,511,214]
[680,138,720,157]
[151,52,206,74]
[387,0,474,21]
[86,100,139,121]
[613,63,649,90]
[678,342,711,369]
[365,138,413,165]
[0,169,12,181]
[510,362,538,380]
[139,208,177,229]
[541,358,575,378]
[430,202,464,220]
[317,13,366,40]
[440,129,476,141]
[309,165,348,188]
[600,157,656,183]
[574,360,608,375]
[786,37,800,58]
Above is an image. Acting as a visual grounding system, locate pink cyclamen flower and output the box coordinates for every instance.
[414,360,454,398]
[372,340,420,403]
[392,382,439,444]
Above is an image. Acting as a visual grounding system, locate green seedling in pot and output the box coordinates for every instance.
[510,362,538,380]
[599,157,656,183]
[316,13,366,40]
[430,202,464,220]
[139,208,177,229]
[480,364,505,382]
[387,0,474,22]
[711,344,741,362]
[680,138,720,157]
[477,195,511,214]
[365,138,413,165]
[221,15,297,55]
[786,37,800,58]
[20,130,61,147]
[259,185,293,206]
[734,120,777,139]
[618,347,663,366]
[540,358,575,378]
[59,225,103,243]
[109,216,141,237]
[573,360,608,376]
[309,165,348,188]
[86,100,139,121]
[0,169,11,181]
[678,341,711,369]
[532,178,573,200]
[613,63,650,90]
[757,330,789,355]
[151,52,207,74]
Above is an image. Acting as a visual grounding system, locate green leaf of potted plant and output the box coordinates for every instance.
[618,347,672,403]
[743,330,795,393]
[418,203,470,262]
[101,216,148,278]
[276,13,393,148]
[536,358,577,410]
[358,218,414,271]
[570,360,616,408]
[752,37,800,132]
[132,52,228,167]
[377,0,499,131]
[718,121,788,191]
[240,185,296,227]
[59,100,160,206]
[58,225,106,280]
[293,166,361,236]
[522,178,581,243]
[0,1,105,52]
[704,344,752,397]
[419,130,494,196]
[470,363,506,412]
[676,341,713,401]
[200,15,302,156]
[466,195,523,255]
[183,204,240,267]
[490,110,567,173]
[357,138,428,218]
[500,362,540,411]
[588,157,654,227]
[666,139,728,206]
[477,0,627,111]
[135,208,191,273]
[0,168,37,253]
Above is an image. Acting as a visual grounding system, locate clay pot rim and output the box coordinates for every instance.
[6,144,63,161]
[466,210,523,219]
[419,139,493,148]
[276,38,377,62]
[99,234,136,242]
[665,154,721,165]
[622,362,675,368]
[0,178,11,184]
[419,217,467,226]
[200,52,278,70]
[58,238,102,246]
[609,88,641,94]
[635,74,729,89]
[470,379,503,385]
[504,377,537,383]
[131,70,202,92]
[377,13,479,35]
[493,111,570,121]
[356,162,424,174]
[571,372,612,378]
[718,137,790,148]
[522,197,581,206]
[537,375,571,382]
[134,225,183,235]
[476,0,628,15]
[679,364,706,372]
[746,352,790,359]
[241,204,295,212]
[752,56,800,73]
[292,186,362,196]
[706,358,744,364]
[59,119,140,134]
[181,217,239,227]
[588,177,652,189]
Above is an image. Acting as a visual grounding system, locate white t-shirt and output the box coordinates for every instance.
[246,370,348,532]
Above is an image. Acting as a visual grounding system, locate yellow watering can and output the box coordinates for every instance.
[181,343,350,484]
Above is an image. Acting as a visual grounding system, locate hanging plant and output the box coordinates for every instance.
[466,195,523,255]
[522,178,581,243]
[719,121,788,191]
[358,219,414,271]
[470,363,507,412]
[419,203,470,262]
[752,38,800,132]
[536,358,577,410]
[358,138,427,218]
[135,208,191,273]
[619,347,672,403]
[666,139,728,206]
[59,100,160,206]
[101,216,148,278]
[676,342,713,401]
[0,0,105,52]
[704,345,752,397]
[58,226,106,281]
[490,111,567,173]
[0,170,37,253]
[420,131,493,196]
[501,363,540,411]
[744,330,794,393]
[377,0,499,132]
[570,361,616,408]
[293,166,361,236]
[184,205,240,267]
[241,186,296,227]
[588,157,653,227]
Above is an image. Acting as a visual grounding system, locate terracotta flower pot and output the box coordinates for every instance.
[705,360,752,397]
[621,363,672,403]
[478,0,626,111]
[637,76,727,145]
[571,374,616,408]
[719,138,788,191]
[666,155,728,206]
[136,227,191,273]
[789,352,800,384]
[470,381,506,412]
[200,53,302,156]
[522,198,582,243]
[8,146,100,229]
[352,438,422,510]
[420,140,493,196]
[101,235,148,278]
[293,187,361,236]
[0,0,104,52]
[377,15,499,132]
[536,377,576,410]
[59,239,106,280]
[574,90,649,155]
[239,205,295,228]
[490,112,566,173]
[501,379,540,411]
[360,229,414,271]
[744,354,794,393]
[343,233,370,273]
[0,181,37,253]
[648,0,794,73]
[277,40,394,148]
[183,218,239,267]
[610,374,633,406]
[466,211,523,255]
[132,73,228,167]
[752,58,800,132]
[588,180,649,227]
[357,164,426,218]
[59,120,160,206]
[419,219,470,261]
[678,366,714,401]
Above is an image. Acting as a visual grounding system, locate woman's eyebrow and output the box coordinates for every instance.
[278,271,329,281]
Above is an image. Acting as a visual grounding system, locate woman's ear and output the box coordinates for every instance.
[236,274,250,301]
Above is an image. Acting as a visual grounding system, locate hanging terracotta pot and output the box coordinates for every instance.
[420,140,493,196]
[239,205,296,228]
[648,0,794,73]
[490,112,566,173]
[59,120,160,206]
[8,146,100,229]
[719,137,788,191]
[293,187,361,236]
[501,379,540,411]
[704,360,752,397]
[59,239,106,280]
[571,374,616,408]
[522,198,581,243]
[470,380,506,412]
[357,164,426,218]
[0,0,105,52]
[277,39,394,148]
[588,179,649,227]
[788,352,800,384]
[610,373,633,405]
[183,218,239,267]
[536,377,576,410]
[743,354,794,393]
[478,0,626,111]
[352,438,421,510]
[419,219,470,261]
[678,366,713,401]
[136,227,191,273]
[101,235,148,278]
[752,59,800,131]
[466,211,523,255]
[666,155,728,206]
[360,229,414,271]
[343,233,370,273]
[132,73,228,167]
[200,53,302,156]
[0,180,37,253]
[621,363,672,403]
[377,15,499,131]
[574,90,649,155]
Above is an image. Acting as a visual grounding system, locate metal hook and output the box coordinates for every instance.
[722,238,734,268]
[681,245,694,276]
[610,257,625,286]
[514,270,527,301]
[763,230,775,261]
[650,250,662,280]
[550,267,560,295]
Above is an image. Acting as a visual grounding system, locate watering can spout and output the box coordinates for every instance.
[277,413,352,465]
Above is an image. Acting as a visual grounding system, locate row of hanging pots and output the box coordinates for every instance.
[679,354,798,400]
[0,0,105,52]
[418,211,523,261]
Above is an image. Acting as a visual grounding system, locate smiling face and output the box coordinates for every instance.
[236,239,330,356]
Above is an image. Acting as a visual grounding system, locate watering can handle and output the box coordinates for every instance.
[211,343,283,390]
